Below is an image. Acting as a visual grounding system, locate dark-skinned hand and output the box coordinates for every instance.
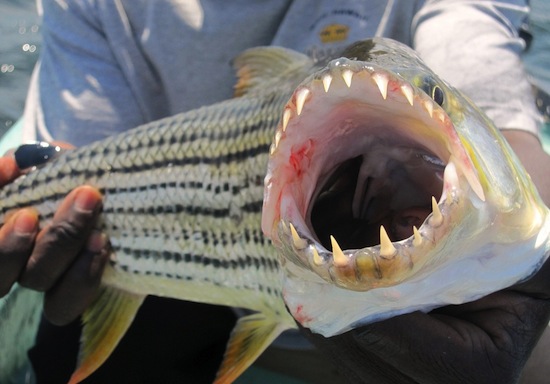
[0,152,108,326]
[304,130,550,384]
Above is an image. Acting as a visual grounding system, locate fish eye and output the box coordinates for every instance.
[432,85,444,106]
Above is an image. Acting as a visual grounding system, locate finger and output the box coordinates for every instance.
[302,326,415,384]
[44,231,109,325]
[13,142,66,170]
[0,208,38,297]
[0,156,22,186]
[19,186,103,291]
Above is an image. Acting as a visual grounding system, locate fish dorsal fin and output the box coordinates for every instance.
[213,313,288,383]
[233,46,312,97]
[68,286,145,384]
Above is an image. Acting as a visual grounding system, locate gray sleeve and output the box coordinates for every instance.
[412,0,542,135]
[23,0,148,146]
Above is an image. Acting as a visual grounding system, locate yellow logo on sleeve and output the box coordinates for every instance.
[319,24,350,43]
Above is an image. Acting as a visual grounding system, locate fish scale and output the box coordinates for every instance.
[0,49,313,382]
[0,96,289,304]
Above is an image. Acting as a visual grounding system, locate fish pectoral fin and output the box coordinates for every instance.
[232,46,313,97]
[68,287,145,384]
[214,313,286,384]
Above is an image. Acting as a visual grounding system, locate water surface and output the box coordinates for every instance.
[0,0,40,137]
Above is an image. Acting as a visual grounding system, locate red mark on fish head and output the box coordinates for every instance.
[388,80,401,94]
[288,139,314,178]
[293,304,313,325]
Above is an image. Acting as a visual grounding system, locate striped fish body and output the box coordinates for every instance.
[1,47,316,383]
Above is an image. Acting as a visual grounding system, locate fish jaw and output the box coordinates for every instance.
[262,58,485,289]
[261,54,550,336]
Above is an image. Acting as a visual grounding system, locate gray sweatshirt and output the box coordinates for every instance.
[23,0,540,146]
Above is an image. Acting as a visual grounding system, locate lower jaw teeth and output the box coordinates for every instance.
[283,194,446,274]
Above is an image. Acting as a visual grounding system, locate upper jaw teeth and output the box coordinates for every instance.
[272,63,485,203]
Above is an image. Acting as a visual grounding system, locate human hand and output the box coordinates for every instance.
[304,288,550,384]
[0,150,108,325]
[304,131,550,384]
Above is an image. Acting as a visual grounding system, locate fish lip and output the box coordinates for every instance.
[262,59,482,290]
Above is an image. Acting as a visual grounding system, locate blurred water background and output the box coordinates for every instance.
[0,0,40,137]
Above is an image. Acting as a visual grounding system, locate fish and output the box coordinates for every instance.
[1,37,549,383]
[262,39,550,336]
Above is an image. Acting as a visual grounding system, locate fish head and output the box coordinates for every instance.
[261,38,550,336]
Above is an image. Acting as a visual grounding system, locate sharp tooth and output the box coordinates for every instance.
[322,74,333,92]
[282,108,292,131]
[469,174,485,202]
[379,225,396,258]
[443,162,459,204]
[401,84,414,106]
[290,223,307,249]
[372,73,389,99]
[444,162,459,187]
[424,99,434,117]
[274,130,282,148]
[330,235,347,267]
[280,220,290,235]
[463,165,485,202]
[295,88,310,116]
[430,196,443,226]
[342,70,353,88]
[312,247,323,266]
[412,226,422,247]
[450,155,485,202]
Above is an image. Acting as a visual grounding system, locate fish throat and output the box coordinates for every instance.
[310,143,444,250]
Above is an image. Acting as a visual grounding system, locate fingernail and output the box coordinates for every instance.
[13,209,39,235]
[74,189,100,213]
[86,231,108,253]
[14,142,64,170]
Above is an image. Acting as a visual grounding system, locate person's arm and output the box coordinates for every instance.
[24,0,158,146]
[504,130,550,205]
[412,0,540,136]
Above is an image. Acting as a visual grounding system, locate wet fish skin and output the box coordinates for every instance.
[0,46,315,384]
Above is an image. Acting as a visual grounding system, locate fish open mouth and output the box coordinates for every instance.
[310,147,445,250]
[262,58,485,291]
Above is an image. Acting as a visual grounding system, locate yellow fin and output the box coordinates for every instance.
[233,46,312,97]
[213,313,287,384]
[68,287,145,384]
